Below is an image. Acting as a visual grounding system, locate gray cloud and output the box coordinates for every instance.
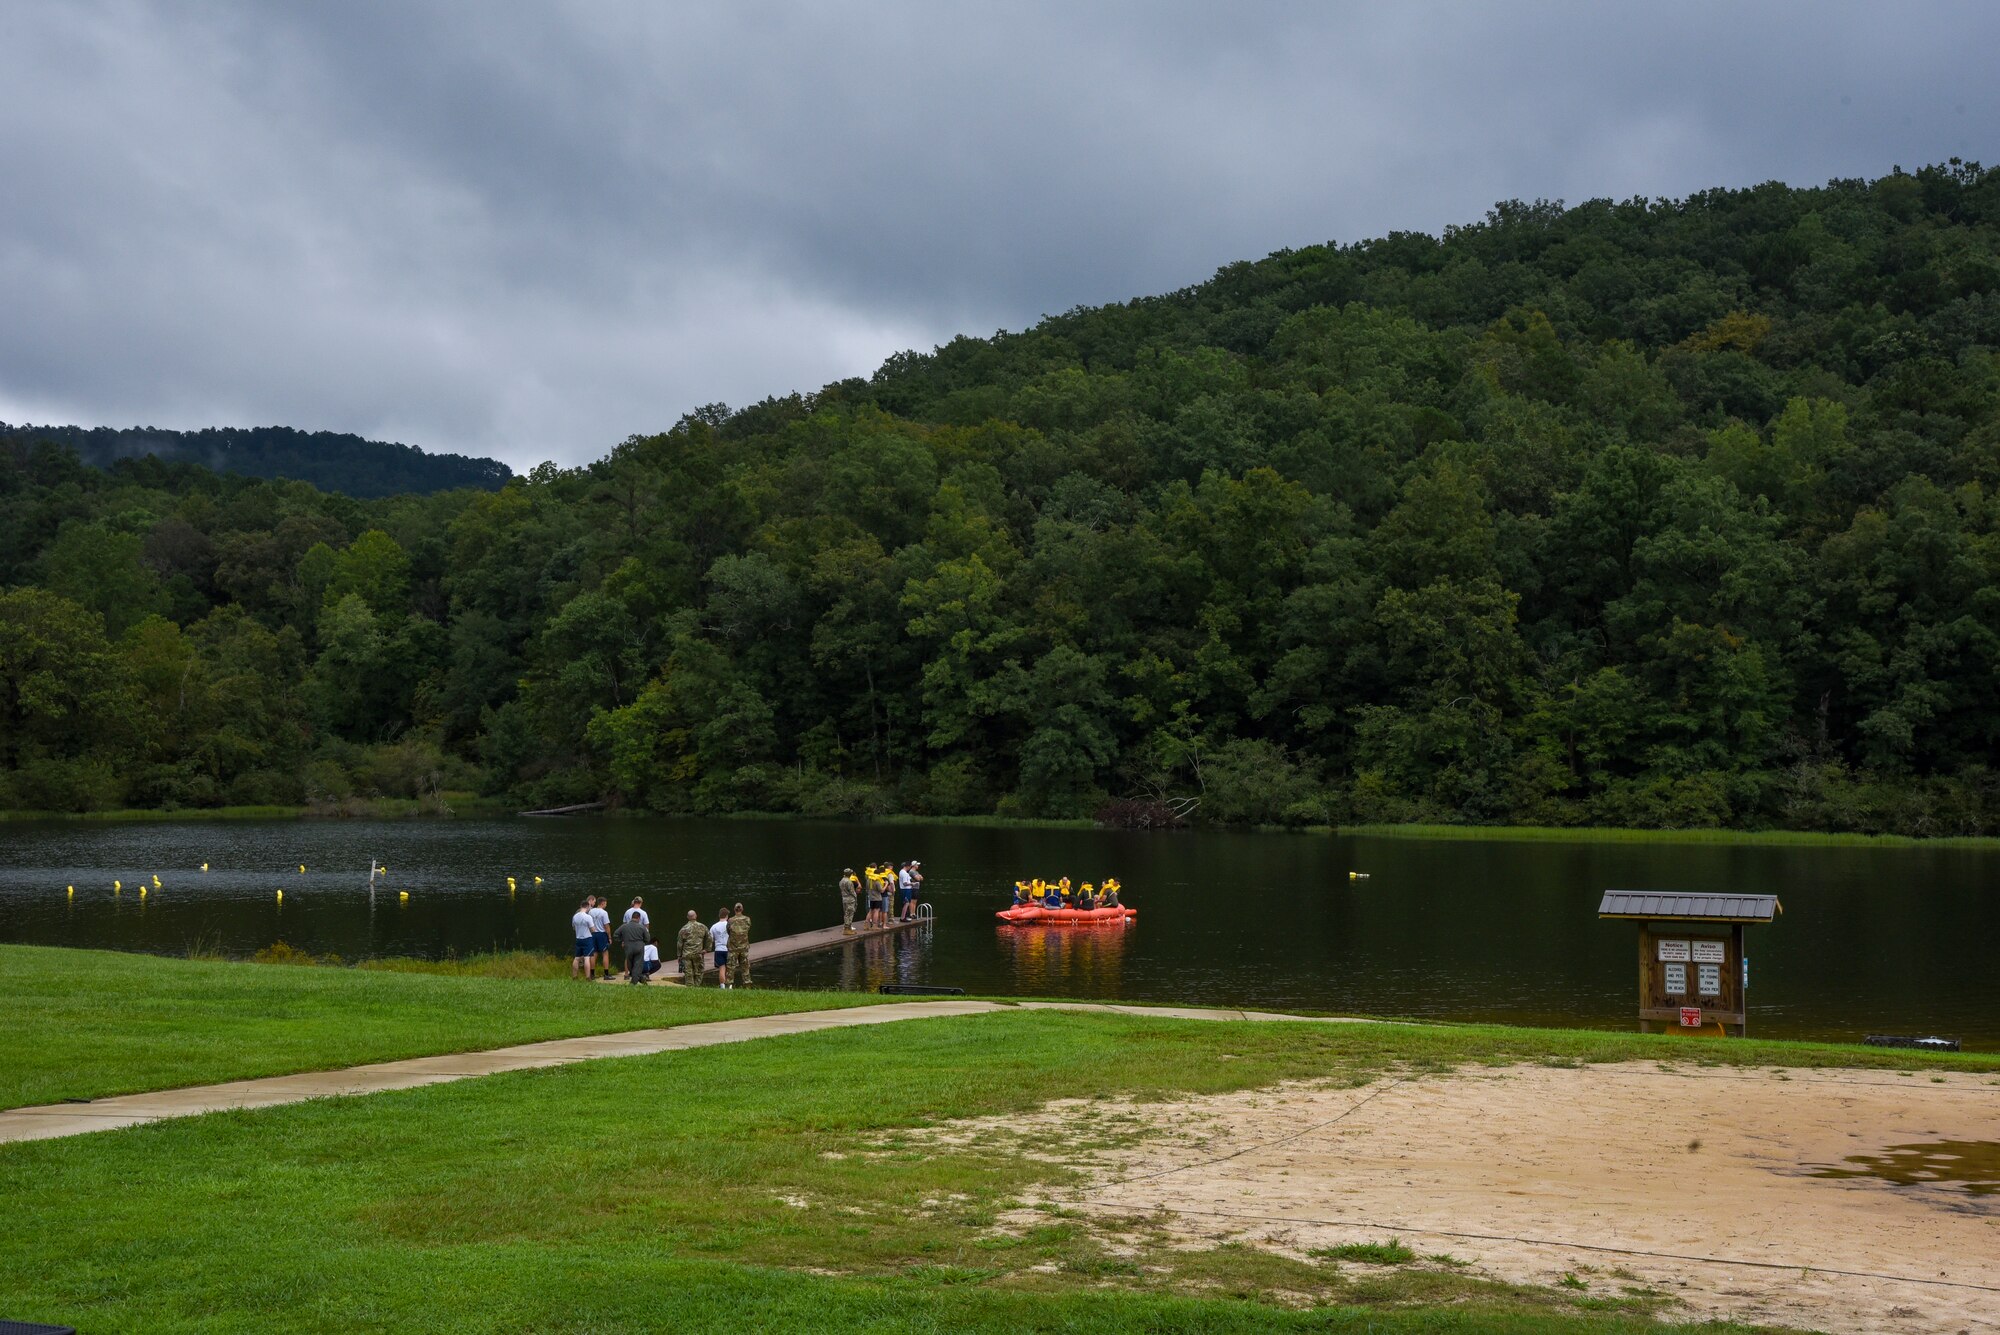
[0,0,1994,468]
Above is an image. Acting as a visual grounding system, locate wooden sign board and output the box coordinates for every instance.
[1637,923,1746,1036]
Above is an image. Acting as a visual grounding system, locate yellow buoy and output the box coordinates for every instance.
[66,885,74,898]
[140,885,148,899]
[299,864,307,874]
[113,880,121,894]
[276,888,283,903]
[398,890,410,903]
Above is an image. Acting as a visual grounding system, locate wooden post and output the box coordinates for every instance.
[1637,928,1654,1035]
[1733,922,1746,1038]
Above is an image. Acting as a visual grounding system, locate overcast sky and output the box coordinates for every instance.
[0,2,1993,471]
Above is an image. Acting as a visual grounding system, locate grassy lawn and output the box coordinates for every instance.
[0,1005,1914,1335]
[0,944,888,1109]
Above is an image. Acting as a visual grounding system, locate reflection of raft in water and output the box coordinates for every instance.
[995,904,1136,925]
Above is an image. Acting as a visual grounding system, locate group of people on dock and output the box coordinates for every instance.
[1011,877,1122,910]
[838,862,923,932]
[571,895,751,987]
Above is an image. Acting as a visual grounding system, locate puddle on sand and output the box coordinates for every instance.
[1804,1141,2000,1196]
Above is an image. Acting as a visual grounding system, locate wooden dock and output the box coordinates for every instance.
[631,914,929,985]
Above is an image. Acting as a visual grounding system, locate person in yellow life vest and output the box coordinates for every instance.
[1077,882,1096,911]
[869,866,890,928]
[1102,878,1122,908]
[1057,876,1072,907]
[1012,880,1031,907]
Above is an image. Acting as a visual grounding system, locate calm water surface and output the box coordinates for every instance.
[0,817,1992,1049]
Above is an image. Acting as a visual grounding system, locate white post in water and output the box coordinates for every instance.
[368,860,383,903]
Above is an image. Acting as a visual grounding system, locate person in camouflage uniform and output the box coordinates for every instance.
[675,909,707,986]
[726,902,751,987]
[838,868,859,933]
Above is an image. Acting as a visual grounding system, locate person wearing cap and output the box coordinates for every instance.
[838,868,860,933]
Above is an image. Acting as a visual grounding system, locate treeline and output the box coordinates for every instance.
[0,423,512,499]
[4,161,2000,835]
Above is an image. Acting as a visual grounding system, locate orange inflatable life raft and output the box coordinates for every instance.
[995,904,1136,925]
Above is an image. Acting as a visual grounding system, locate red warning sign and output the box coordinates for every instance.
[1679,1007,1702,1028]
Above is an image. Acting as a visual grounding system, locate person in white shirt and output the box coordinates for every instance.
[588,897,612,980]
[570,901,595,980]
[623,898,650,927]
[708,909,731,988]
[641,940,661,980]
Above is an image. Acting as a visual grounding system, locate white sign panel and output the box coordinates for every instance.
[1663,962,1688,994]
[1657,939,1691,962]
[1692,940,1725,964]
[1697,963,1721,996]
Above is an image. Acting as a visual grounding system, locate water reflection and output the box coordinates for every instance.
[997,921,1130,996]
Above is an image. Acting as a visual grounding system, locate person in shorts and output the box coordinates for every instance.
[570,900,595,980]
[709,907,731,987]
[588,896,612,980]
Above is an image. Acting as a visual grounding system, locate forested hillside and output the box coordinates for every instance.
[0,423,511,498]
[6,162,2000,833]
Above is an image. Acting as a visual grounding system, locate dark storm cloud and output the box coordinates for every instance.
[0,1,1994,467]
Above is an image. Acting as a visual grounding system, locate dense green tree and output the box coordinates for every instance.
[5,162,2000,833]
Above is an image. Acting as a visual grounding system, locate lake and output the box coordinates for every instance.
[0,817,1992,1049]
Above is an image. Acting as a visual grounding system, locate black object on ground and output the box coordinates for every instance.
[0,1321,79,1334]
[1863,1034,1962,1051]
[878,984,965,995]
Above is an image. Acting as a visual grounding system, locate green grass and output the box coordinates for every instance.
[6,943,1993,1113]
[0,794,515,822]
[0,944,888,1109]
[0,1007,1799,1334]
[0,804,311,822]
[1314,1238,1417,1264]
[353,949,580,980]
[1339,821,2000,848]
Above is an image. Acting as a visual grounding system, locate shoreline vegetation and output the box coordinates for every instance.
[10,801,2000,850]
[1332,821,2000,849]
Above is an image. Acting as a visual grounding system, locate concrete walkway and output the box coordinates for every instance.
[0,1001,1363,1146]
